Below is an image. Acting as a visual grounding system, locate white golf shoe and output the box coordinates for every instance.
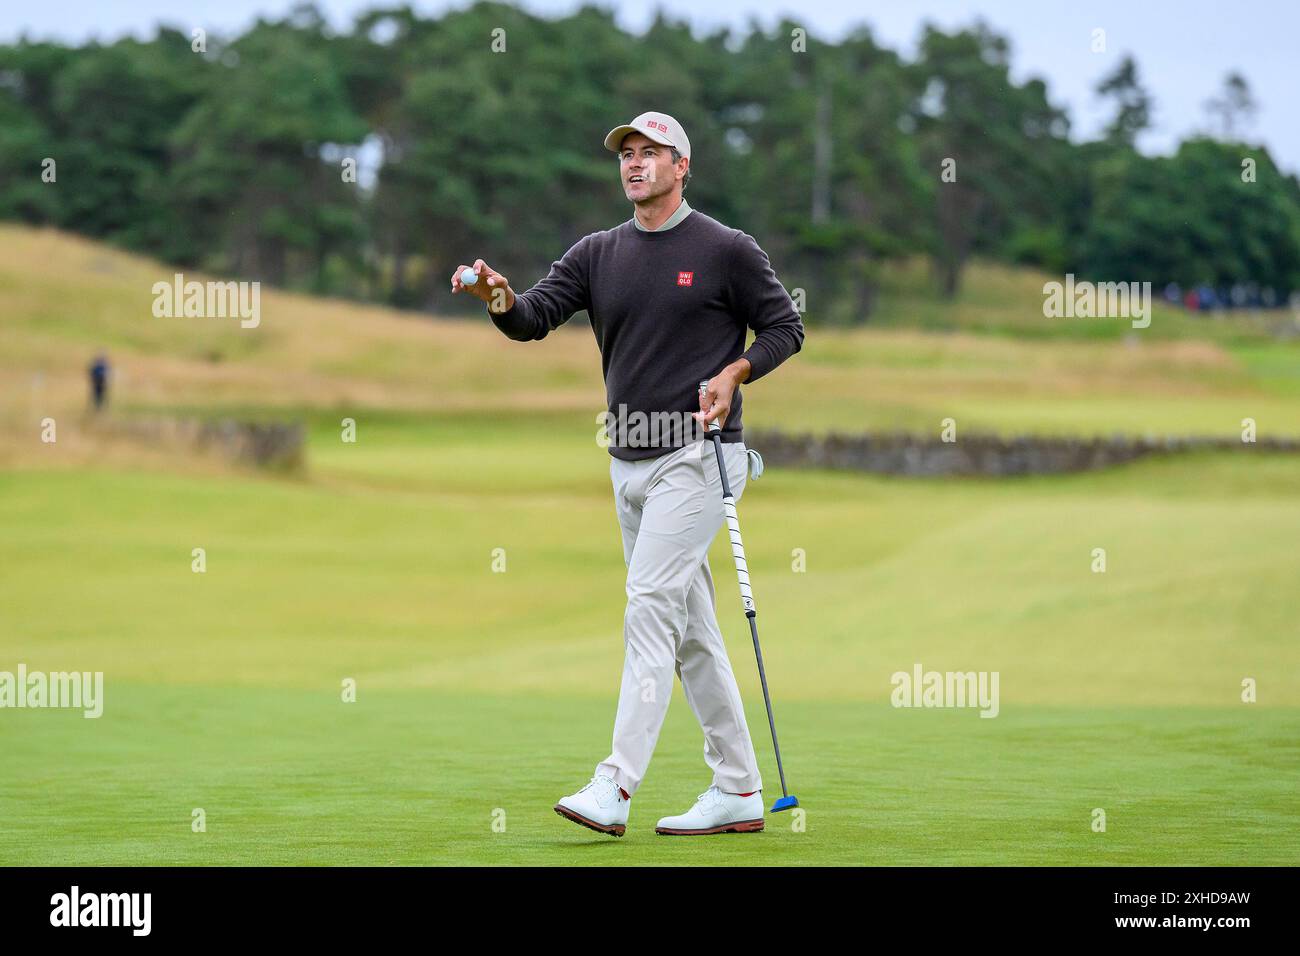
[554,774,629,837]
[655,786,765,835]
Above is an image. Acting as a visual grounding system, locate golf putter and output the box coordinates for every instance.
[698,381,799,813]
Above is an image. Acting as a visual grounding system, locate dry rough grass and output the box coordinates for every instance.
[2,224,1296,453]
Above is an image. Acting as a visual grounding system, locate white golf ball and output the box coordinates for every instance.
[460,268,479,286]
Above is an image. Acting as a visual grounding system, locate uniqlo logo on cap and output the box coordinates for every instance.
[677,271,694,286]
[647,120,668,132]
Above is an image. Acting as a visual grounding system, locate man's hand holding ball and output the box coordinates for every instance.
[451,259,516,313]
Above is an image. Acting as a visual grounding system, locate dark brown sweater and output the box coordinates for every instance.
[489,209,805,461]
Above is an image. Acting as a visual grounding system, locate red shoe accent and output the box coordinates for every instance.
[620,788,631,801]
[732,791,755,797]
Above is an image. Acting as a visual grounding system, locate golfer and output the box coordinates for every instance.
[451,111,804,836]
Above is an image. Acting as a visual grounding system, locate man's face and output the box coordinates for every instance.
[619,132,684,203]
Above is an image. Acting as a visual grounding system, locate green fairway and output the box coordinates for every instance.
[2,412,1298,865]
[1,227,1298,866]
[2,686,1296,866]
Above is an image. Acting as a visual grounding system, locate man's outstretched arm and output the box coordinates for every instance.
[451,236,591,342]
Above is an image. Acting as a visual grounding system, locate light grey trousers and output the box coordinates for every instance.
[594,438,764,797]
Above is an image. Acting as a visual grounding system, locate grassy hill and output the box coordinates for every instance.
[0,225,1297,865]
[3,224,1300,451]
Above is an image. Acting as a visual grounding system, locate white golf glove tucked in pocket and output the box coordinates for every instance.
[746,448,764,481]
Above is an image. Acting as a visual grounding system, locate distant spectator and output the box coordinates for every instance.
[88,353,110,411]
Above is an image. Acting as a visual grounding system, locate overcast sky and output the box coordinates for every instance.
[7,0,1297,173]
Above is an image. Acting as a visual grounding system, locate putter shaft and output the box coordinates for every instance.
[699,381,795,807]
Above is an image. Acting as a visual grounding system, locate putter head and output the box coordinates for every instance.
[771,795,799,813]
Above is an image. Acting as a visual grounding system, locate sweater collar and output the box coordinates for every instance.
[631,197,692,232]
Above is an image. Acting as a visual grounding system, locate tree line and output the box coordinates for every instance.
[2,1,1298,323]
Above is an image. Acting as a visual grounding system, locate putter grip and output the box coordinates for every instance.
[724,497,755,614]
[698,380,722,433]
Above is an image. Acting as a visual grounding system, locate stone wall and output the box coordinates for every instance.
[745,429,1300,477]
[192,419,305,471]
[98,415,305,471]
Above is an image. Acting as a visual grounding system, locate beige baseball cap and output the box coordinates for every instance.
[603,111,691,160]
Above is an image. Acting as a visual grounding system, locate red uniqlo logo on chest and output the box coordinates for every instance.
[677,271,694,286]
